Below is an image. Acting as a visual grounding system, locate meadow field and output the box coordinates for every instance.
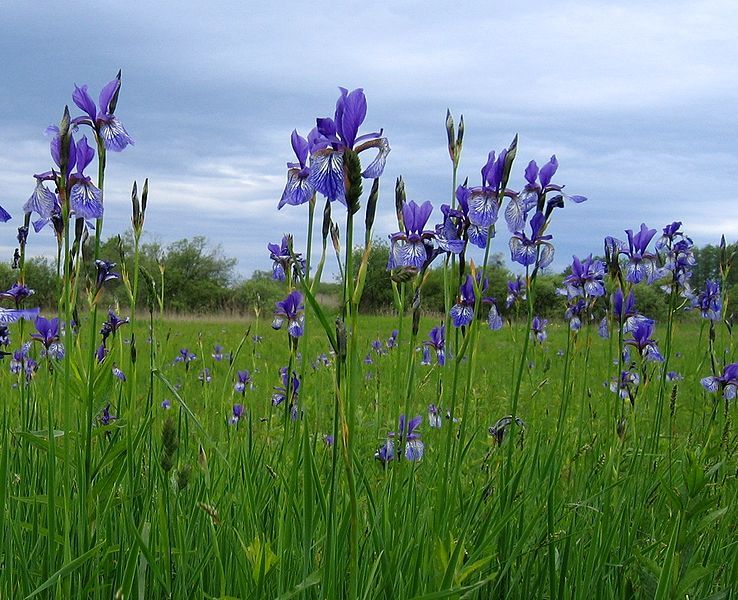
[1,79,737,599]
[1,311,736,598]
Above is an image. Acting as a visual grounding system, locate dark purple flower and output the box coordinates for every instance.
[505,155,586,233]
[562,255,605,299]
[614,224,659,284]
[374,440,395,465]
[465,149,509,228]
[387,414,424,461]
[279,130,315,209]
[161,399,171,410]
[174,348,197,369]
[387,329,399,349]
[423,325,446,366]
[531,316,548,342]
[450,275,477,328]
[509,211,554,269]
[0,283,35,308]
[564,298,587,331]
[701,363,738,400]
[610,370,640,401]
[307,88,390,205]
[112,365,126,382]
[323,434,334,446]
[388,201,435,270]
[198,368,212,384]
[31,316,60,350]
[273,291,305,338]
[72,75,134,152]
[0,325,8,348]
[95,260,120,290]
[506,276,527,309]
[234,369,252,394]
[267,235,304,282]
[272,367,300,407]
[697,280,721,321]
[9,344,30,375]
[625,319,664,362]
[229,403,245,426]
[99,403,116,426]
[611,289,650,333]
[212,345,224,361]
[100,309,129,342]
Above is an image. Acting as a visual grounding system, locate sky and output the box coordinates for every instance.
[2,0,738,281]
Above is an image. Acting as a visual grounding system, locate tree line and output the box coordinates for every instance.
[0,234,735,320]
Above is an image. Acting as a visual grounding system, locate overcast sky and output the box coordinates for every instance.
[2,0,737,281]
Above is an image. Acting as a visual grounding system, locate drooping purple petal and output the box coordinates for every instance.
[278,169,314,209]
[70,181,104,219]
[309,150,345,205]
[23,180,57,218]
[468,190,499,228]
[361,137,390,178]
[97,115,134,152]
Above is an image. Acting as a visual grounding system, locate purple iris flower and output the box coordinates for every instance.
[161,399,171,410]
[112,366,126,382]
[9,344,31,375]
[656,221,695,292]
[198,368,212,384]
[450,275,477,328]
[272,367,300,407]
[100,403,117,426]
[434,202,468,255]
[506,276,527,309]
[387,414,424,461]
[279,130,315,209]
[610,370,640,402]
[0,325,8,347]
[428,404,442,428]
[625,319,664,362]
[100,309,129,341]
[72,75,134,152]
[273,291,305,338]
[701,363,738,400]
[96,344,108,363]
[531,316,548,342]
[505,156,587,233]
[307,87,390,206]
[562,255,605,299]
[388,201,435,270]
[0,203,9,222]
[0,283,35,308]
[611,289,650,333]
[463,149,509,229]
[95,260,120,290]
[452,186,490,249]
[423,325,446,366]
[174,348,197,370]
[565,298,587,331]
[374,440,395,465]
[509,211,554,269]
[267,235,304,281]
[234,369,252,394]
[387,329,399,349]
[31,316,60,350]
[697,280,721,321]
[212,345,224,362]
[229,403,245,425]
[68,136,103,220]
[666,371,683,382]
[612,224,659,284]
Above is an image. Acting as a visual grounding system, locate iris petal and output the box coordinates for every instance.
[309,150,346,205]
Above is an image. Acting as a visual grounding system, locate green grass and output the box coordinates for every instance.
[0,313,736,599]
